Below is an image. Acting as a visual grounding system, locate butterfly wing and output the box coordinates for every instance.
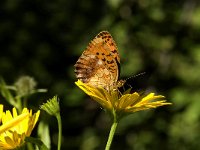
[74,31,120,90]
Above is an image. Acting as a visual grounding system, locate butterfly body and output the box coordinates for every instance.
[75,31,122,91]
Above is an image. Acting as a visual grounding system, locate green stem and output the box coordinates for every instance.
[105,118,118,150]
[16,96,22,113]
[26,142,34,150]
[56,113,62,150]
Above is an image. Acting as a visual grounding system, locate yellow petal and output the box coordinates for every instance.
[0,105,3,122]
[0,113,29,134]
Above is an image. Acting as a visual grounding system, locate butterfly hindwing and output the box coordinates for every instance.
[75,31,121,91]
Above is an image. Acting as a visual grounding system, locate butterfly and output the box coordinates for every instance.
[74,31,125,91]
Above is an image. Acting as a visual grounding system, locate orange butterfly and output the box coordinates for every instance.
[75,31,124,91]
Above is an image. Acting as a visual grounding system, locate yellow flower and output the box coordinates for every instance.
[0,105,40,149]
[75,80,172,118]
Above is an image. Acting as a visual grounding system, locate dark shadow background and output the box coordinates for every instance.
[1,0,200,149]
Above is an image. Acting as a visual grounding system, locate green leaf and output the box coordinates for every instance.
[37,121,51,149]
[25,137,49,150]
[0,78,16,106]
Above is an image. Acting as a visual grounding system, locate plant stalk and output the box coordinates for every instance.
[56,113,62,150]
[105,110,118,150]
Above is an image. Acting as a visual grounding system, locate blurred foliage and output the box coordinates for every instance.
[0,0,200,149]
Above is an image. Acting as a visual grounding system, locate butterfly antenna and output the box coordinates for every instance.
[123,72,146,89]
[126,72,146,81]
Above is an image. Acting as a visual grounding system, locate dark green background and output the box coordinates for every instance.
[1,0,200,149]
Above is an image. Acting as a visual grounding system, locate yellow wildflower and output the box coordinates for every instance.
[75,80,171,118]
[0,105,40,149]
